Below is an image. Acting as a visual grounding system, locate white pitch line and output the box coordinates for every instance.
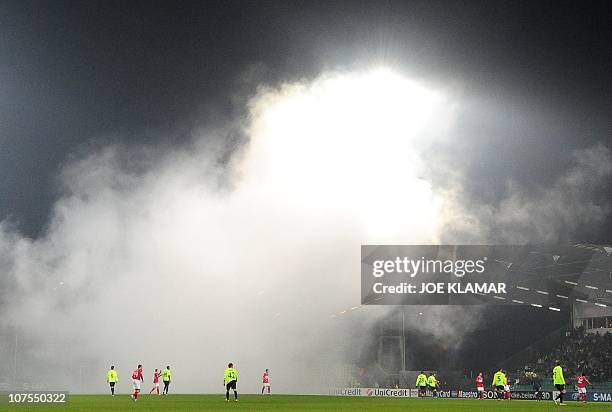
[516,286,530,291]
[585,285,598,290]
[556,295,568,299]
[531,303,543,308]
[350,307,359,310]
[575,299,588,303]
[493,296,506,300]
[605,290,612,294]
[536,290,549,295]
[548,307,561,312]
[512,300,524,304]
[564,281,578,286]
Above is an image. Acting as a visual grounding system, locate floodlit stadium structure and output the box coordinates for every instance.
[340,244,612,390]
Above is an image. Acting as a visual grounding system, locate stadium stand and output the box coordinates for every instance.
[509,327,612,391]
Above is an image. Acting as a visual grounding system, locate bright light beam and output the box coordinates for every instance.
[241,68,455,241]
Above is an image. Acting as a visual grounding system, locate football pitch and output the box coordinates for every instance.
[1,395,610,411]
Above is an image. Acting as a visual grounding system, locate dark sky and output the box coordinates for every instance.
[1,0,611,237]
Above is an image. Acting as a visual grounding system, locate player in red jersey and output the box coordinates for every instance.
[576,372,592,402]
[131,364,143,401]
[475,372,484,399]
[261,369,271,395]
[503,371,511,400]
[149,368,162,395]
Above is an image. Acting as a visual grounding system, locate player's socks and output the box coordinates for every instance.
[234,390,238,400]
[226,391,230,401]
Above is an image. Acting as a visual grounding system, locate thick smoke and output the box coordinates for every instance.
[440,144,612,244]
[0,69,610,393]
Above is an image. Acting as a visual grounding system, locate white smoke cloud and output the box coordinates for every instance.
[440,144,612,243]
[0,68,610,394]
[0,69,455,393]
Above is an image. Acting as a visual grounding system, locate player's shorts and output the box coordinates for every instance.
[578,387,586,394]
[555,384,565,393]
[109,382,116,387]
[154,382,160,388]
[263,383,270,387]
[132,379,141,390]
[477,386,484,392]
[226,380,237,390]
[504,385,510,391]
[495,385,504,391]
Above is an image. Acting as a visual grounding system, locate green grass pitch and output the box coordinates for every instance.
[1,395,610,411]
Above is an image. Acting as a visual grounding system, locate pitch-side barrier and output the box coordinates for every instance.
[330,388,612,402]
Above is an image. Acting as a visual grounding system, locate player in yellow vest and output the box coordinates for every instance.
[162,366,171,395]
[106,365,118,396]
[492,368,505,400]
[427,373,438,397]
[552,361,566,405]
[224,363,239,402]
[416,372,428,397]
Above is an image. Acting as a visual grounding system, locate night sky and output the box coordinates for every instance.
[1,0,611,237]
